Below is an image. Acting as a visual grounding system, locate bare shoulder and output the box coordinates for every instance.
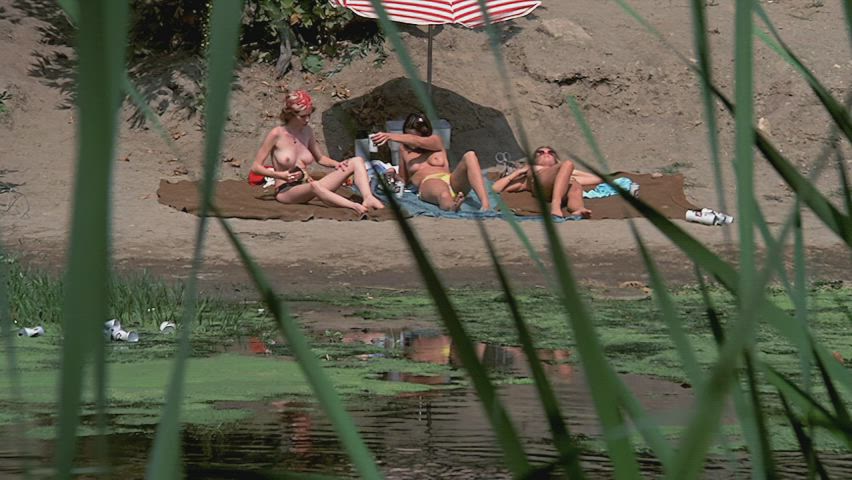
[266,126,285,140]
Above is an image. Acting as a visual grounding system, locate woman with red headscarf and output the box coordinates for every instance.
[250,89,384,214]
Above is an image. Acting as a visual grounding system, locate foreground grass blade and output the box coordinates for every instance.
[567,98,610,172]
[576,156,852,399]
[524,152,640,477]
[631,223,701,382]
[753,130,852,247]
[743,352,776,476]
[476,0,532,154]
[813,343,852,429]
[694,269,759,473]
[54,0,128,477]
[477,221,586,479]
[564,97,750,478]
[792,205,813,392]
[0,252,32,477]
[373,177,532,476]
[778,393,831,480]
[730,0,757,351]
[55,0,185,163]
[762,364,852,442]
[54,0,79,25]
[216,214,383,479]
[612,0,852,245]
[146,1,243,478]
[633,225,767,472]
[491,192,553,288]
[835,146,852,217]
[687,0,729,225]
[367,0,438,124]
[753,5,852,144]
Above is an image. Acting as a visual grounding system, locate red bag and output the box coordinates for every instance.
[248,167,274,185]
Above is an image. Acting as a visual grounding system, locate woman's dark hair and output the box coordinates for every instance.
[403,112,432,137]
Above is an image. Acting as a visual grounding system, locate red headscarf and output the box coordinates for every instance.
[287,90,313,113]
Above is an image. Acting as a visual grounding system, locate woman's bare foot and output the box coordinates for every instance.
[350,203,369,215]
[569,208,592,219]
[362,196,385,210]
[451,192,466,212]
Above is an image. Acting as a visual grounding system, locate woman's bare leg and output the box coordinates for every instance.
[276,182,317,204]
[344,156,384,209]
[450,151,491,210]
[309,181,368,214]
[420,178,463,211]
[549,160,576,217]
[572,169,604,186]
[277,168,366,214]
[565,178,591,218]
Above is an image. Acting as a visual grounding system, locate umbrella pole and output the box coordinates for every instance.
[427,24,433,99]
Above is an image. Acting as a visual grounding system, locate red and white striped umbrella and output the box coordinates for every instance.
[331,0,541,28]
[332,0,541,93]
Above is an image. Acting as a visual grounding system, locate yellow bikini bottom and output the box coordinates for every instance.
[420,172,455,198]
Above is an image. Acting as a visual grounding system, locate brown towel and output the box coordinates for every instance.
[157,173,695,222]
[157,179,399,222]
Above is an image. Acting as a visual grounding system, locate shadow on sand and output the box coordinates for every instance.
[323,77,524,168]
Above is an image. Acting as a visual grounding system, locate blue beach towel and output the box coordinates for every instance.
[583,177,634,199]
[374,176,582,222]
[375,185,503,220]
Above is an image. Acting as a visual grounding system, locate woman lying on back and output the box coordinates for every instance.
[491,146,602,218]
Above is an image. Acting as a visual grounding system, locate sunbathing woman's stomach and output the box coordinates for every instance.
[410,165,450,187]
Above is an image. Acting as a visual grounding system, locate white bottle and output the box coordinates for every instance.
[685,208,734,226]
[368,132,379,155]
[18,326,45,337]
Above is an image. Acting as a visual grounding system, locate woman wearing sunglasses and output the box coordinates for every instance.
[491,146,602,218]
[371,112,491,212]
[250,89,384,215]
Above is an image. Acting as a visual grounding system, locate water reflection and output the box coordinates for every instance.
[3,327,851,479]
[341,328,575,382]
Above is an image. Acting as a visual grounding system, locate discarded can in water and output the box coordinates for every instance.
[18,326,45,337]
[112,329,139,343]
[685,208,734,226]
[104,319,121,338]
[104,319,139,342]
[159,321,176,334]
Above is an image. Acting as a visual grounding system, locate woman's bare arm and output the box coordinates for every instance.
[491,166,530,193]
[372,132,443,152]
[308,131,340,169]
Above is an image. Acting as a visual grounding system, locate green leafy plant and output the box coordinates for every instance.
[126,0,380,68]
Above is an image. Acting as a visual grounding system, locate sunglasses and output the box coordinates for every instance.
[535,148,555,156]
